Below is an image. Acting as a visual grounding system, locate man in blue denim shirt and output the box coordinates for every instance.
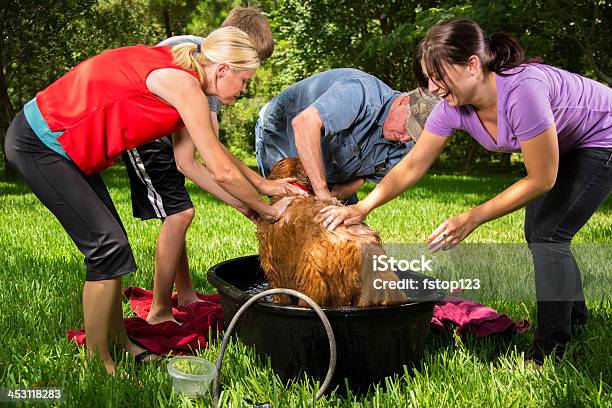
[255,68,438,202]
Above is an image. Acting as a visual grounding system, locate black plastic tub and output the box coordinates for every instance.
[207,255,445,392]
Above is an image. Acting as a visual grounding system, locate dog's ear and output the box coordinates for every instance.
[268,158,295,180]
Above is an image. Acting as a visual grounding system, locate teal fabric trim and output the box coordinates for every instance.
[23,98,70,160]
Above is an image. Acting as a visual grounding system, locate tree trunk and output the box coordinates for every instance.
[501,153,512,169]
[464,138,478,173]
[0,52,17,179]
[570,31,611,85]
[163,7,172,38]
[585,2,611,85]
[583,48,611,85]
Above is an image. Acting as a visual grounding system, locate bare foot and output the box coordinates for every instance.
[85,349,117,375]
[103,360,117,375]
[146,309,180,325]
[178,295,204,306]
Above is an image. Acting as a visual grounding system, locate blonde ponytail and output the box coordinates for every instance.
[171,43,208,83]
[172,26,260,86]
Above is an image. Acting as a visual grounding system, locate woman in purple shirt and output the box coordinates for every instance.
[319,18,611,365]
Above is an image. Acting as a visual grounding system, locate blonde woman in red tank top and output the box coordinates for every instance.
[5,27,303,374]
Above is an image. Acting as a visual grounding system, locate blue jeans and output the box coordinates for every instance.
[254,118,270,178]
[524,147,612,362]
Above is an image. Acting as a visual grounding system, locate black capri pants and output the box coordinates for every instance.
[4,111,137,281]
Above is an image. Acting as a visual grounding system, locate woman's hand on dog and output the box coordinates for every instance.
[237,206,260,225]
[316,203,367,231]
[258,196,295,222]
[259,178,308,197]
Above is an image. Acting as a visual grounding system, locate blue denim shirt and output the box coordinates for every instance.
[255,68,413,184]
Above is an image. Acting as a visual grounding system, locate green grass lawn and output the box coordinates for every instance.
[0,164,610,407]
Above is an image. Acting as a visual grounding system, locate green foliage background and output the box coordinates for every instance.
[1,0,610,172]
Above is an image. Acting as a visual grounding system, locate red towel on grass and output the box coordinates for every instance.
[67,290,527,354]
[432,296,529,337]
[67,287,223,355]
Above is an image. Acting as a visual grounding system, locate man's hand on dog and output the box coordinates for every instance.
[316,203,367,231]
[314,195,342,206]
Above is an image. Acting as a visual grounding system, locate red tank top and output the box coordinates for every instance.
[35,45,199,174]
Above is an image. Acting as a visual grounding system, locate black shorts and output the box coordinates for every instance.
[4,111,137,281]
[121,136,193,220]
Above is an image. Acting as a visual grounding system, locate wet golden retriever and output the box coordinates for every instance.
[257,158,407,307]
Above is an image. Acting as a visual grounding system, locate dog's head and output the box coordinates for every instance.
[268,158,313,194]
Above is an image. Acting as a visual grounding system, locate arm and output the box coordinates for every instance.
[428,125,558,251]
[146,68,279,220]
[208,104,262,188]
[358,130,448,213]
[330,178,366,200]
[211,108,307,197]
[173,127,253,217]
[318,130,449,229]
[210,111,220,138]
[295,78,372,199]
[472,126,558,223]
[292,106,331,198]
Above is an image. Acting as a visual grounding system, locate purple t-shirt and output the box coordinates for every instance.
[425,64,612,156]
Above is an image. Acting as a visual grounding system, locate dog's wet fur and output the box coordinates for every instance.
[257,158,407,307]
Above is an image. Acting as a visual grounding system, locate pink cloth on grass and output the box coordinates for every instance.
[432,296,530,337]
